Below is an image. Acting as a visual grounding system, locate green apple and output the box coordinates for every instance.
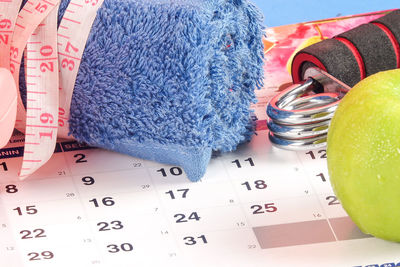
[327,69,400,242]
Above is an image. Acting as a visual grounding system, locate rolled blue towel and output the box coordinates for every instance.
[23,0,265,181]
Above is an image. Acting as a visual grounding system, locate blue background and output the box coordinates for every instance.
[251,0,399,27]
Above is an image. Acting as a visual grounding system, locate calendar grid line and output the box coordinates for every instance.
[65,155,111,266]
[294,151,340,242]
[143,162,185,261]
[219,154,265,250]
[0,129,396,266]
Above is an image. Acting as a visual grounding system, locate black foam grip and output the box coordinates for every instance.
[372,10,400,45]
[291,9,400,87]
[297,39,361,86]
[337,23,397,76]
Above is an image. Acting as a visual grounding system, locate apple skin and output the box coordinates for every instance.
[327,69,400,242]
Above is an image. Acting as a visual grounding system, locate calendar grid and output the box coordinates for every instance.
[63,150,108,266]
[294,151,340,243]
[0,130,398,266]
[144,164,186,264]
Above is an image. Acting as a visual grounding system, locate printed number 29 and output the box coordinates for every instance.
[28,251,53,261]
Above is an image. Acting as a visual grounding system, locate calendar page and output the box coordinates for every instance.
[1,11,400,267]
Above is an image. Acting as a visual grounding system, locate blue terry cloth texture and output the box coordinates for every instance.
[24,0,265,181]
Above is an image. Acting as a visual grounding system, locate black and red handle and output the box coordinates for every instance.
[291,9,400,87]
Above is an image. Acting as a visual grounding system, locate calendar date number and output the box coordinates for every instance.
[183,235,208,245]
[174,212,201,223]
[0,161,8,171]
[20,229,46,239]
[89,197,115,207]
[232,157,255,168]
[157,167,183,177]
[3,184,18,193]
[305,150,327,160]
[241,180,267,191]
[13,205,38,216]
[107,243,133,253]
[28,251,54,261]
[165,188,189,199]
[251,203,277,214]
[97,220,124,231]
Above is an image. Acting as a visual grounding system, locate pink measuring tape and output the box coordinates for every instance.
[57,0,105,138]
[0,0,104,179]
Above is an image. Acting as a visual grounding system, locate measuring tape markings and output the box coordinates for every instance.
[19,0,105,178]
[57,0,105,139]
[0,0,21,68]
[8,0,61,178]
[0,0,23,148]
[20,3,60,178]
[12,0,61,136]
[0,0,105,179]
